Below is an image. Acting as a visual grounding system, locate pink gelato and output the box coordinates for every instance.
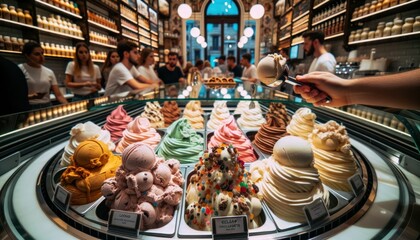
[208,116,257,162]
[103,105,133,142]
[116,117,161,153]
[101,143,185,229]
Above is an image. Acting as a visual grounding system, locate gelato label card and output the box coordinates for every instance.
[212,215,248,240]
[53,184,71,212]
[348,173,364,196]
[303,198,329,226]
[108,210,141,237]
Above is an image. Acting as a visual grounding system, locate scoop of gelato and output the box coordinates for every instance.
[207,101,231,130]
[140,101,164,128]
[286,107,317,140]
[250,136,329,222]
[253,112,289,154]
[236,101,266,129]
[161,101,181,127]
[233,101,250,115]
[310,121,358,192]
[257,53,287,86]
[183,100,204,129]
[61,121,115,167]
[208,116,256,162]
[60,139,122,205]
[157,118,204,164]
[103,105,133,142]
[116,117,161,153]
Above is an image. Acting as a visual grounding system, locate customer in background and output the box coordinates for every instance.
[19,41,68,109]
[101,50,119,88]
[137,48,162,84]
[157,52,185,84]
[241,53,258,82]
[0,55,30,115]
[65,42,101,101]
[294,69,420,110]
[183,61,193,76]
[227,56,242,78]
[216,55,227,74]
[302,30,336,73]
[105,40,158,96]
[202,60,213,77]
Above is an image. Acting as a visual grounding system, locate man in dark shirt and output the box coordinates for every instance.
[158,52,185,84]
[227,56,242,78]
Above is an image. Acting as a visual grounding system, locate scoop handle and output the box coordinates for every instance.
[286,76,332,102]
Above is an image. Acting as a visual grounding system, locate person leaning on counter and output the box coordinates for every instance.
[65,42,102,101]
[19,41,68,110]
[104,40,158,96]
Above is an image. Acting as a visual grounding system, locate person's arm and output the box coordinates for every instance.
[248,66,258,82]
[177,67,186,83]
[64,74,95,88]
[51,85,68,104]
[125,79,158,90]
[294,69,420,110]
[136,74,155,84]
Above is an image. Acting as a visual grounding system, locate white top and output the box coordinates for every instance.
[242,65,258,80]
[18,63,57,104]
[308,52,336,73]
[137,65,160,83]
[105,62,141,96]
[65,61,101,95]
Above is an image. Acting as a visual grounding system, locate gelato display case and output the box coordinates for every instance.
[0,82,419,240]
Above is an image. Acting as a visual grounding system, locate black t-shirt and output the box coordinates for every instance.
[229,65,243,78]
[157,65,184,84]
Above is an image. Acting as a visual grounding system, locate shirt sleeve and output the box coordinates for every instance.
[48,68,58,85]
[65,61,74,75]
[116,65,135,86]
[94,65,101,79]
[18,64,29,81]
[250,66,258,79]
[130,66,141,78]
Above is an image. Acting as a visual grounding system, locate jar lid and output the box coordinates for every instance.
[0,4,8,7]
[9,6,15,9]
[416,16,420,20]
[363,27,370,31]
[372,1,378,4]
[17,8,23,11]
[356,29,363,33]
[365,3,371,6]
[378,22,386,25]
[351,30,356,34]
[394,19,403,24]
[405,17,414,22]
[386,22,393,26]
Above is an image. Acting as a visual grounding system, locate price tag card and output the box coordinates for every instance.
[212,215,248,240]
[108,210,141,237]
[348,173,364,196]
[303,198,329,227]
[53,184,71,212]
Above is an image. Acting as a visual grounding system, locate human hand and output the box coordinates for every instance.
[294,72,351,107]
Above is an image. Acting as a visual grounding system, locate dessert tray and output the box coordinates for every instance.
[203,77,236,85]
[36,104,376,239]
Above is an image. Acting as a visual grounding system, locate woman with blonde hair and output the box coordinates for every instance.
[101,50,119,88]
[65,42,101,101]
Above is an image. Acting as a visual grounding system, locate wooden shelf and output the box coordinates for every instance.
[325,32,344,40]
[312,9,346,27]
[90,41,116,48]
[35,0,82,19]
[122,24,138,33]
[120,1,137,12]
[348,31,420,45]
[38,27,84,40]
[351,0,418,22]
[291,40,304,46]
[279,35,291,41]
[122,33,138,41]
[92,59,105,63]
[293,11,309,22]
[280,22,292,30]
[44,54,72,59]
[138,24,151,31]
[0,18,39,30]
[292,27,308,36]
[0,49,21,54]
[88,0,119,14]
[293,19,309,28]
[121,14,137,25]
[313,0,330,10]
[88,20,119,34]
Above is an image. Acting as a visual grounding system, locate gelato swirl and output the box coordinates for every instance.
[310,121,358,192]
[116,117,162,153]
[287,107,317,139]
[61,121,115,167]
[161,101,181,127]
[208,116,257,162]
[236,101,266,129]
[140,101,164,128]
[185,144,263,231]
[207,101,231,130]
[157,118,204,164]
[250,136,329,222]
[103,105,133,142]
[233,101,250,115]
[253,112,289,154]
[183,100,204,129]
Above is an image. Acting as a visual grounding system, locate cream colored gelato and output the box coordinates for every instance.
[310,121,358,192]
[183,100,204,129]
[233,101,250,115]
[287,107,317,140]
[256,53,287,86]
[250,136,329,222]
[207,101,231,130]
[140,101,164,128]
[236,101,266,129]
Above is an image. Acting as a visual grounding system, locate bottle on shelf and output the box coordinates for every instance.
[392,19,403,35]
[390,0,398,7]
[9,6,18,22]
[402,17,414,33]
[17,8,25,23]
[414,16,420,32]
[24,10,32,25]
[383,22,393,36]
[375,22,386,37]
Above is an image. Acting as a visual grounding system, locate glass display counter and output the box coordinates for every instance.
[0,81,419,240]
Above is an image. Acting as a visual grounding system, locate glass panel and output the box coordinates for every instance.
[207,23,221,68]
[223,23,238,60]
[186,20,204,65]
[240,20,257,65]
[206,0,239,16]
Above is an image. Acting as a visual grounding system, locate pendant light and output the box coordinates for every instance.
[178,3,192,19]
[244,27,254,37]
[197,36,205,44]
[250,3,264,19]
[240,36,248,44]
[190,12,200,37]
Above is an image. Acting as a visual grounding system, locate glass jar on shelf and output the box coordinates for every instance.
[375,22,386,37]
[9,6,18,22]
[24,10,32,25]
[349,30,356,42]
[352,7,359,19]
[17,8,25,23]
[383,22,393,36]
[390,0,398,7]
[391,19,403,35]
[361,27,370,40]
[354,29,363,41]
[0,35,5,49]
[357,6,364,17]
[402,17,414,33]
[1,4,10,19]
[4,36,12,50]
[11,37,19,51]
[414,16,420,32]
[376,0,383,11]
[362,3,370,16]
[368,31,376,39]
[370,1,377,13]
[382,0,390,8]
